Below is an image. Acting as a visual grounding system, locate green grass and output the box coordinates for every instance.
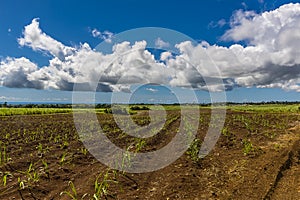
[1,104,299,116]
[0,108,72,116]
[228,104,300,113]
[156,105,198,111]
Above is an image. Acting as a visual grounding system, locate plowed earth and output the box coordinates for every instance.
[0,109,299,199]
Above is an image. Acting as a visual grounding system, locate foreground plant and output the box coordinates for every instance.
[17,177,26,190]
[134,138,146,154]
[60,181,78,200]
[242,139,254,155]
[242,139,263,156]
[94,170,118,200]
[186,138,202,165]
[0,143,10,165]
[15,162,41,193]
[0,171,12,187]
[60,181,89,200]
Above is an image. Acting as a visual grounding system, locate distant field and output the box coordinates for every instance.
[0,104,299,116]
[0,108,72,116]
[228,104,300,113]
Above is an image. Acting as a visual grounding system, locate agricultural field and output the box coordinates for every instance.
[0,105,299,199]
[0,108,72,116]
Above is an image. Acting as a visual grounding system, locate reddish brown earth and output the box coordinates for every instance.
[0,109,299,199]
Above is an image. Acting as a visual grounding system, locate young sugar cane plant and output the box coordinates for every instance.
[242,139,263,157]
[242,139,254,156]
[0,142,10,165]
[0,171,12,187]
[17,162,40,191]
[60,181,78,200]
[186,138,202,165]
[60,181,89,200]
[93,169,118,200]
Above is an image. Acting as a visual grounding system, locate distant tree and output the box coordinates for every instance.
[2,102,7,108]
[104,106,128,115]
[130,105,150,111]
[95,104,111,109]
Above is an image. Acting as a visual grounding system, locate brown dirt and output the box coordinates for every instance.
[0,110,299,199]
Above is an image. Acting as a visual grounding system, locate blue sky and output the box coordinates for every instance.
[0,0,299,103]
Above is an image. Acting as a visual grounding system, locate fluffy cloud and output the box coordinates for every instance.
[0,57,43,89]
[2,38,171,92]
[18,18,75,61]
[1,3,300,93]
[223,3,300,53]
[219,3,300,91]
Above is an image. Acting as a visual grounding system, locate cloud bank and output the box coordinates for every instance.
[1,3,300,92]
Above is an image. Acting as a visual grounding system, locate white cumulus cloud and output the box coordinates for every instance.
[18,18,75,61]
[0,57,42,89]
[1,3,300,93]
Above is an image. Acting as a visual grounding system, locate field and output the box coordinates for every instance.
[0,105,299,199]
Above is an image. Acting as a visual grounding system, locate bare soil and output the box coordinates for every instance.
[0,109,299,199]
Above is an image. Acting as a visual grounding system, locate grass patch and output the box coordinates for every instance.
[0,108,72,116]
[229,104,300,113]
